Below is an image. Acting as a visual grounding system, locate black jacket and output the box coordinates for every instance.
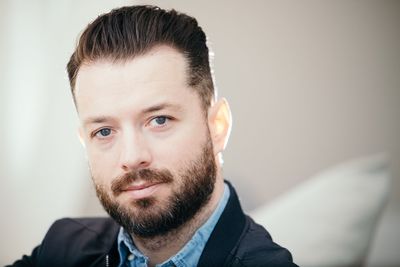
[8,182,298,267]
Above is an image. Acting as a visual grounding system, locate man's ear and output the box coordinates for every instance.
[208,98,232,155]
[78,127,86,148]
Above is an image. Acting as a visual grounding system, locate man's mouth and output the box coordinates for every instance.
[121,182,163,199]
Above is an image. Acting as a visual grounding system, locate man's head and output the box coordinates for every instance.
[67,5,231,238]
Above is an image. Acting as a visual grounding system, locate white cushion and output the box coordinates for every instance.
[250,154,390,267]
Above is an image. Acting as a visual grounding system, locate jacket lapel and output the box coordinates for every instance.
[197,181,247,267]
[89,220,120,267]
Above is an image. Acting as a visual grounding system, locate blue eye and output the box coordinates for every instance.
[96,128,112,137]
[155,116,167,125]
[149,116,170,127]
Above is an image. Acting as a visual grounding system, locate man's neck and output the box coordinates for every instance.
[131,178,225,267]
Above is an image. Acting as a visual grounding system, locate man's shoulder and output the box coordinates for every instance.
[200,181,297,267]
[49,217,118,234]
[7,217,120,267]
[230,216,298,267]
[43,217,119,246]
[37,217,119,266]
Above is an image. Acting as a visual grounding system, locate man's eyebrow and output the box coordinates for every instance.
[141,103,183,114]
[83,116,114,126]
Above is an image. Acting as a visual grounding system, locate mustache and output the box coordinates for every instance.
[111,168,173,196]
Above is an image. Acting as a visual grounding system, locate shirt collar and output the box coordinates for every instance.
[117,183,230,267]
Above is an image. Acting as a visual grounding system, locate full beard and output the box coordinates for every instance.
[94,135,217,238]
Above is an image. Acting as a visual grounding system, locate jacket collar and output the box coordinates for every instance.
[197,180,247,267]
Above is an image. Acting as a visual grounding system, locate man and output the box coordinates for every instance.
[9,5,297,267]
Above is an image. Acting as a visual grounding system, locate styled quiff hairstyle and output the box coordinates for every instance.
[67,5,215,109]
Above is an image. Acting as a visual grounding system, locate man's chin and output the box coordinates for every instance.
[125,197,157,210]
[110,203,178,238]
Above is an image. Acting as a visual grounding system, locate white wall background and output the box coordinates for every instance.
[1,0,399,266]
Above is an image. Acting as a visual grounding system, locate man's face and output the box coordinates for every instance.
[74,46,217,237]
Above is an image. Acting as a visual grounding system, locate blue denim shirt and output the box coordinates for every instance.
[117,183,230,267]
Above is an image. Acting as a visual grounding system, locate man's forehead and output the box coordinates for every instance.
[75,45,189,94]
[74,45,193,106]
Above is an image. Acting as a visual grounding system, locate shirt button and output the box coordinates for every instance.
[127,254,135,261]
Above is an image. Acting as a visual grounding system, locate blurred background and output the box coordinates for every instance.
[0,0,399,266]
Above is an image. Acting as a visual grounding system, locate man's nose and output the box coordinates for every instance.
[119,131,152,172]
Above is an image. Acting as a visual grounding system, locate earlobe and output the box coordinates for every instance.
[208,98,232,154]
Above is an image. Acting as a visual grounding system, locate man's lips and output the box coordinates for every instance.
[120,182,163,199]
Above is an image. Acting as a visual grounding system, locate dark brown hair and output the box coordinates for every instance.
[67,5,215,109]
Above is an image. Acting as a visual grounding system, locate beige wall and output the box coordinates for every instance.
[1,0,399,265]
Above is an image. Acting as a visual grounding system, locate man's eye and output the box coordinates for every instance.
[149,116,169,127]
[95,128,112,137]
